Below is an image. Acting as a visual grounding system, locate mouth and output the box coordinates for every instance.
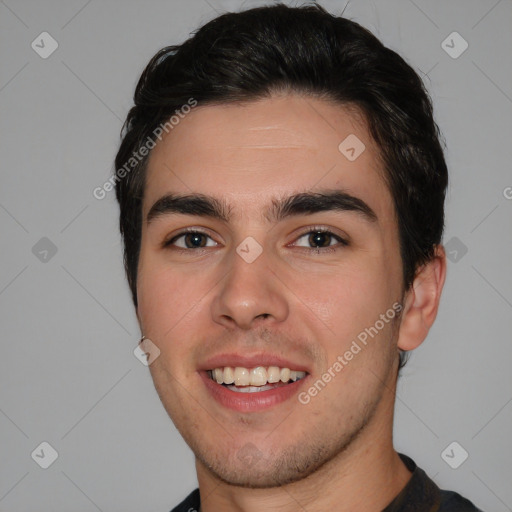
[201,365,310,412]
[207,366,308,393]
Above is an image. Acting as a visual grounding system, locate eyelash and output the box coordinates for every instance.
[163,226,349,254]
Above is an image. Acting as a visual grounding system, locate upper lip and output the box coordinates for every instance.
[199,353,311,373]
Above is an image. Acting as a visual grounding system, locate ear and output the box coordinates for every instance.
[397,245,447,351]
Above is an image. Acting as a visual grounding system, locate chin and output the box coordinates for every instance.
[196,438,349,489]
[202,459,311,489]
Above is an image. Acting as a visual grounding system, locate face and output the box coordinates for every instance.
[136,94,405,488]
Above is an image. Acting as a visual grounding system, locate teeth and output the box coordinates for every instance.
[250,366,267,386]
[209,366,307,387]
[234,367,250,386]
[223,367,235,384]
[214,368,223,384]
[280,367,290,383]
[226,384,276,393]
[267,366,281,383]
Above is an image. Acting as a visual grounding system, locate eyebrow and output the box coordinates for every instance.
[146,189,378,226]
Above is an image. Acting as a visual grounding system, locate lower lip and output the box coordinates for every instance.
[199,371,308,412]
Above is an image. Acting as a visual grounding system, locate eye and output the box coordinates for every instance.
[292,227,348,253]
[163,226,348,253]
[164,229,217,250]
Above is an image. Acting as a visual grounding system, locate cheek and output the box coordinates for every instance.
[304,261,394,330]
[136,256,201,351]
[297,260,400,380]
[137,269,176,326]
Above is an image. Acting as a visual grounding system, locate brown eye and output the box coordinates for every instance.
[165,230,217,249]
[308,231,334,248]
[294,229,348,252]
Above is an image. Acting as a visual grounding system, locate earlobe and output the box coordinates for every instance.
[397,245,447,351]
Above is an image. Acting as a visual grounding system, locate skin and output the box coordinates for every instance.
[136,93,447,512]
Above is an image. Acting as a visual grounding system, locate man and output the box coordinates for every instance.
[114,4,482,511]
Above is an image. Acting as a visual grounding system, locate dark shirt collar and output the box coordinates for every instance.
[382,453,441,511]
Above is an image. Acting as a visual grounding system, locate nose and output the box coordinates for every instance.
[210,247,289,330]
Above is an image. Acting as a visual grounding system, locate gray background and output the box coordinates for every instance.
[1,0,511,511]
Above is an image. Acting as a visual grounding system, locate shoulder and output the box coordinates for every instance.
[387,453,484,512]
[169,488,200,512]
[438,489,483,511]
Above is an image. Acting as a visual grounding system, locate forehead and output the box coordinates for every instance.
[143,94,392,224]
